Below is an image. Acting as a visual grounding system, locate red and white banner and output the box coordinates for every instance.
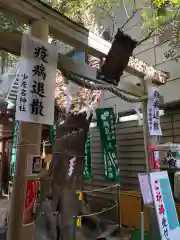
[24,180,37,224]
[150,146,160,170]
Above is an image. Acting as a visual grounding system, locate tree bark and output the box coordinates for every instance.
[35,112,94,240]
[0,51,7,74]
[51,112,91,238]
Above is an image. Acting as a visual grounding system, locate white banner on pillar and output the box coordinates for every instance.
[15,34,58,125]
[147,86,162,136]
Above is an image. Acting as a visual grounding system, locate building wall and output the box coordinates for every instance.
[83,106,180,221]
[98,0,180,113]
[86,2,180,219]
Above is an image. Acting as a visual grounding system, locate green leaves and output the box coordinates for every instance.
[0,12,27,71]
[152,0,168,8]
[141,8,148,20]
[141,0,180,33]
[143,0,180,60]
[60,0,120,19]
[153,0,179,7]
[0,12,27,32]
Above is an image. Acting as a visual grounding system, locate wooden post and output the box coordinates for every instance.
[140,77,161,240]
[7,20,49,240]
[141,77,151,173]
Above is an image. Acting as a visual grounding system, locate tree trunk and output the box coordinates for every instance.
[0,51,7,74]
[35,112,94,240]
[51,112,91,239]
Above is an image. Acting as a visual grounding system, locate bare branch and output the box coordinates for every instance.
[137,27,157,45]
[120,9,140,30]
[110,21,115,41]
[110,8,141,41]
[172,4,180,22]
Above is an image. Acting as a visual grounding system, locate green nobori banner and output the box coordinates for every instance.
[83,131,92,179]
[96,108,120,182]
[10,120,20,182]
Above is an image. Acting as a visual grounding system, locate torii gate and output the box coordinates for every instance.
[0,1,169,240]
[0,0,168,86]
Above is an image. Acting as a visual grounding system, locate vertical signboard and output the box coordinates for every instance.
[15,34,58,125]
[83,131,92,179]
[96,108,119,182]
[10,120,19,182]
[147,86,162,136]
[150,171,180,240]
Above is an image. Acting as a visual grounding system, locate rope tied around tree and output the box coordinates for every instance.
[59,65,148,103]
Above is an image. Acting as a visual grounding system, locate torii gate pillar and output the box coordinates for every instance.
[140,76,161,240]
[7,20,49,240]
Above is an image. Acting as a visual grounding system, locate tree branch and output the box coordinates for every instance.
[110,8,141,41]
[171,4,180,25]
[137,3,180,46]
[137,27,158,45]
[120,9,140,30]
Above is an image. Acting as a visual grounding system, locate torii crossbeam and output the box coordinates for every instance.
[0,0,169,85]
[0,29,145,98]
